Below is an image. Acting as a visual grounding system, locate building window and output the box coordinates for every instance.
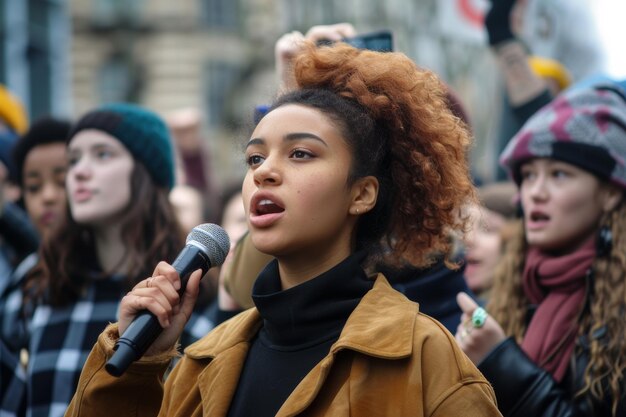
[204,60,240,127]
[92,0,145,27]
[98,53,142,103]
[283,0,337,29]
[200,0,239,29]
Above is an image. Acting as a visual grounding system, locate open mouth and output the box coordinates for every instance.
[530,211,550,222]
[255,199,285,216]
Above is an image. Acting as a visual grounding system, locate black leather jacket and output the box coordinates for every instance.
[478,333,624,417]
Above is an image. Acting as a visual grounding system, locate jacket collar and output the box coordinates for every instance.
[185,274,417,360]
[330,274,416,358]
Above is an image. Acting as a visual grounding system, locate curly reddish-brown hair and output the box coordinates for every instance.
[272,43,475,268]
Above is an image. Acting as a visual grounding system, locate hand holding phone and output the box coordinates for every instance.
[275,24,393,93]
[275,23,358,92]
[343,30,393,52]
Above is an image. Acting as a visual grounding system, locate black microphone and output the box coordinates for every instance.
[105,223,230,377]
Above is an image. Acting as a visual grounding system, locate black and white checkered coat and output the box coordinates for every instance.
[0,260,216,417]
[1,338,26,417]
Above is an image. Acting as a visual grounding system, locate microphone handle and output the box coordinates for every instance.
[105,245,210,377]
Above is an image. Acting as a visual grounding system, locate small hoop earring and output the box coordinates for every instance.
[355,208,360,215]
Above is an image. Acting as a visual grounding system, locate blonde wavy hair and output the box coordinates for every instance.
[488,203,626,415]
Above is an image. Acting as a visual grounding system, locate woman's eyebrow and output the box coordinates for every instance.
[245,138,264,150]
[284,132,328,147]
[25,171,42,179]
[246,133,328,149]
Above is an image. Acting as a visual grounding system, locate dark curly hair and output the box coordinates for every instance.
[12,116,71,185]
[268,43,476,269]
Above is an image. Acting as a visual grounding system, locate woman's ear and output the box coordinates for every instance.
[601,184,623,213]
[349,176,379,215]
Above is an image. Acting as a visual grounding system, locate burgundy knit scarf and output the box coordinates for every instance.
[521,238,595,382]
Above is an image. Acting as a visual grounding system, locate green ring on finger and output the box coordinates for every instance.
[472,307,488,328]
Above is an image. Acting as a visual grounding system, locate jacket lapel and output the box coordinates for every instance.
[185,308,262,417]
[196,342,250,417]
[276,275,417,416]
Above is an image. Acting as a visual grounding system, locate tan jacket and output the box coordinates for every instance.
[66,276,502,417]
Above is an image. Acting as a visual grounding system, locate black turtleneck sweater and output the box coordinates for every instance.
[225,252,374,417]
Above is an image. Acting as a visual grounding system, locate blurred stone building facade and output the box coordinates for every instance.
[67,0,503,183]
[2,0,501,183]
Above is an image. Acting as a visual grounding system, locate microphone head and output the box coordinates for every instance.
[186,224,231,267]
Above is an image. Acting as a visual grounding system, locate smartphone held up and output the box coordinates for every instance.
[317,29,393,52]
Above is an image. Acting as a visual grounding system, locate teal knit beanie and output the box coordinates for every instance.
[68,103,175,189]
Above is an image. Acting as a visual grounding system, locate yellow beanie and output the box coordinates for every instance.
[0,85,28,134]
[528,56,573,92]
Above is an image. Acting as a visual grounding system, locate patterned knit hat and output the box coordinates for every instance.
[68,103,175,189]
[500,84,626,189]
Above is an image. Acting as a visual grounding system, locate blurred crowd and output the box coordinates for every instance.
[1,0,626,416]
